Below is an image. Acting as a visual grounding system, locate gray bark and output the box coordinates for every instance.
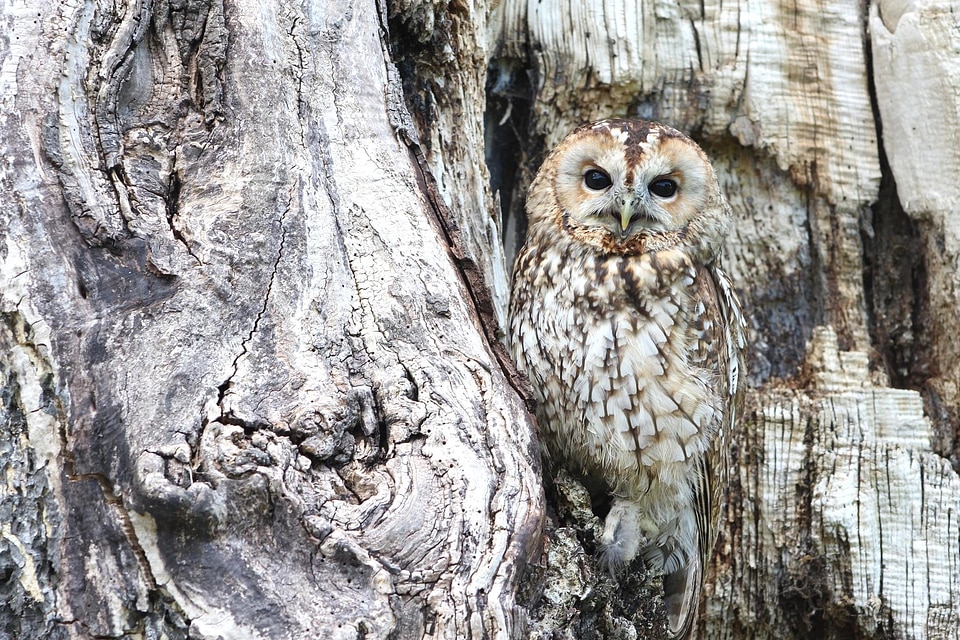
[2,1,539,638]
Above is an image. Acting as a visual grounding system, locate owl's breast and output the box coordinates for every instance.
[510,242,723,499]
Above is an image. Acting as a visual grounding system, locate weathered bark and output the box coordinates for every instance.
[3,0,960,639]
[485,1,960,638]
[870,0,960,469]
[2,0,540,638]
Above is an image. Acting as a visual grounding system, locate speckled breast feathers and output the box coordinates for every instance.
[509,119,746,639]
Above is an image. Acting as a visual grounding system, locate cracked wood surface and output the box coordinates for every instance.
[707,329,960,639]
[487,0,960,638]
[1,0,540,638]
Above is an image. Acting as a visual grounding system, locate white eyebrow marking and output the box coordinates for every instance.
[608,128,629,144]
[639,128,660,155]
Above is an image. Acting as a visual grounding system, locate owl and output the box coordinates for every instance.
[509,119,746,638]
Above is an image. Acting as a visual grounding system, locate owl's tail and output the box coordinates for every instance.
[601,499,706,638]
[662,555,702,640]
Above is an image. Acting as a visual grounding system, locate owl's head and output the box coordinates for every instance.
[527,119,729,255]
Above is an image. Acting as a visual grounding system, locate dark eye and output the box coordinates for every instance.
[649,178,678,198]
[583,169,612,191]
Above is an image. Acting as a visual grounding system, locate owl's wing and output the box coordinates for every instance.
[691,263,743,401]
[692,262,746,543]
[661,262,745,639]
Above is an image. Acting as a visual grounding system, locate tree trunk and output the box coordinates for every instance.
[1,1,540,638]
[3,2,959,640]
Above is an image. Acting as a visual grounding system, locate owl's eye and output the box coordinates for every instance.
[649,178,678,198]
[583,169,613,191]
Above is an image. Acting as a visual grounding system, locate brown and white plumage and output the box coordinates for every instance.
[509,119,746,638]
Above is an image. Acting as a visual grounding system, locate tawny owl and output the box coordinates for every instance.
[509,119,746,639]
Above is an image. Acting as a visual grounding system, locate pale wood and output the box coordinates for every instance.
[707,328,960,639]
[490,0,960,638]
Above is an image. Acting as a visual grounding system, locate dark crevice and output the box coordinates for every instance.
[861,10,927,392]
[780,415,827,636]
[215,196,290,423]
[383,3,453,149]
[288,14,307,147]
[383,4,539,416]
[861,170,926,389]
[690,20,703,73]
[484,57,536,265]
[215,378,232,408]
[859,19,956,471]
[375,406,390,461]
[861,0,960,539]
[164,165,203,265]
[402,142,537,415]
[384,0,542,266]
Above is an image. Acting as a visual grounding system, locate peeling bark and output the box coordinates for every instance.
[486,0,960,638]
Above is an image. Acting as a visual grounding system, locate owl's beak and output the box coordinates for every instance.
[619,201,633,234]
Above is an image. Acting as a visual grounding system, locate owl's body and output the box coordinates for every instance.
[509,119,745,639]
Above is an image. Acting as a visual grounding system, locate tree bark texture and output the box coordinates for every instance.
[2,0,960,639]
[484,1,960,638]
[2,1,540,638]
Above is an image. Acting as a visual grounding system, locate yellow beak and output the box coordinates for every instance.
[620,202,633,232]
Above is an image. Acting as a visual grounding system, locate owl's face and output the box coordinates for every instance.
[533,119,724,250]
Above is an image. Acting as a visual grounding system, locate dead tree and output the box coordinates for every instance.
[2,1,958,638]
